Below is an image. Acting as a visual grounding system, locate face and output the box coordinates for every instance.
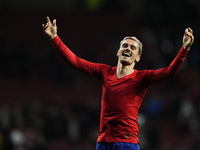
[117,39,141,66]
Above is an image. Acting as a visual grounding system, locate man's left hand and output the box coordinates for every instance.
[183,27,194,50]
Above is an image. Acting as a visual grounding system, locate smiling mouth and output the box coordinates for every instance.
[122,51,132,57]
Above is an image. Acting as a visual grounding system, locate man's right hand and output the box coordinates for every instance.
[42,16,57,40]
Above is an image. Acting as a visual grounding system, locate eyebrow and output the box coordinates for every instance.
[122,43,137,49]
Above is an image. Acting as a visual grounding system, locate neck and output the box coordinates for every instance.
[116,62,135,78]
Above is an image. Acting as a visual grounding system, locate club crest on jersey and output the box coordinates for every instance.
[126,134,130,138]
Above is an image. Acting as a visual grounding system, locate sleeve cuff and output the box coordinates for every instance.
[51,35,59,42]
[179,46,189,56]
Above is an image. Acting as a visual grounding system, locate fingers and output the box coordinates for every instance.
[42,22,49,30]
[42,16,52,29]
[185,27,194,39]
[188,28,194,42]
[45,16,51,27]
[52,19,57,27]
[44,17,57,28]
[42,23,47,30]
[183,27,194,49]
[187,27,194,42]
[185,27,193,35]
[46,16,51,23]
[188,27,193,34]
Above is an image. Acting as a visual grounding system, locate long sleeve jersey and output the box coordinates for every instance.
[51,36,189,144]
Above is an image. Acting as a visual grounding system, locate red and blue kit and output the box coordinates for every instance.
[51,36,189,144]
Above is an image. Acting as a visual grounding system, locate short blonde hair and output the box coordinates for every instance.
[120,36,143,56]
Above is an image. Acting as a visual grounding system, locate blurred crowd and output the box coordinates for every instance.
[0,0,200,150]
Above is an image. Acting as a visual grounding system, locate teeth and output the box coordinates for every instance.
[123,53,130,57]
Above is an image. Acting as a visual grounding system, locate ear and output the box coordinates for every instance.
[135,55,141,62]
[116,50,119,56]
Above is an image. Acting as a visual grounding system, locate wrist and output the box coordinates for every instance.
[183,44,190,50]
[50,34,57,40]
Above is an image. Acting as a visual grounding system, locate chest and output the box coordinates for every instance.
[103,74,143,94]
[101,74,146,112]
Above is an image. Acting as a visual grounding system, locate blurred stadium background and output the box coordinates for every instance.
[0,0,200,150]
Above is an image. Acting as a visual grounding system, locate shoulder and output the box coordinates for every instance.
[95,63,112,70]
[136,69,156,74]
[134,69,149,76]
[92,63,113,74]
[98,65,116,77]
[102,64,115,73]
[134,69,155,79]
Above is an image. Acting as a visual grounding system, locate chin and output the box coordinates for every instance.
[120,60,132,66]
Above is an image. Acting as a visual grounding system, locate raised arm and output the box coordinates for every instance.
[42,17,78,66]
[144,27,194,86]
[42,17,107,79]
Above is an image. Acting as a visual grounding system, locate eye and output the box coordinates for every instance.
[122,43,128,48]
[130,45,136,50]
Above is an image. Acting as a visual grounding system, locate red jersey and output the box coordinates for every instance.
[51,36,189,144]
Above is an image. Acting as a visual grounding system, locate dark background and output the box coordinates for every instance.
[0,0,200,150]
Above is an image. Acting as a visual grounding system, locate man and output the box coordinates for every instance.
[42,16,194,150]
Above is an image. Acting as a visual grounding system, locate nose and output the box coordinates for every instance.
[124,48,131,52]
[126,45,133,50]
